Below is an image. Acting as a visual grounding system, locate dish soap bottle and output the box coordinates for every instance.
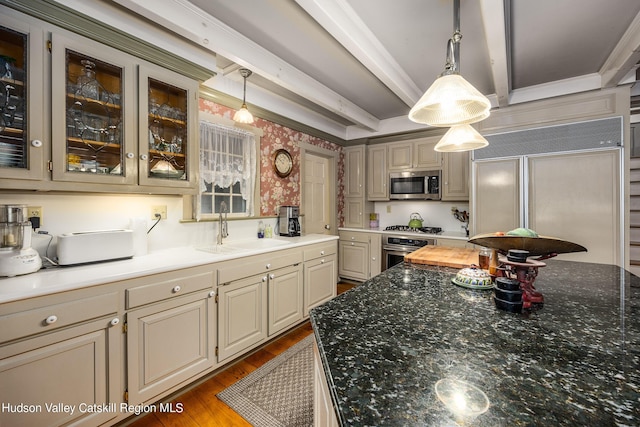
[265,223,273,238]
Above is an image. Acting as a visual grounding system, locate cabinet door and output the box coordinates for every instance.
[442,151,469,200]
[344,197,364,228]
[387,142,412,170]
[344,145,365,198]
[313,340,339,427]
[528,150,619,264]
[338,240,369,281]
[268,264,303,336]
[51,32,137,185]
[473,158,521,235]
[218,274,267,362]
[138,64,198,190]
[127,291,215,404]
[0,317,120,427]
[369,233,382,277]
[0,15,45,181]
[304,254,337,316]
[414,138,441,169]
[367,145,388,200]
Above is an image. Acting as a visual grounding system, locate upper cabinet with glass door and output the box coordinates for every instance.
[138,65,197,190]
[0,15,45,181]
[51,32,136,186]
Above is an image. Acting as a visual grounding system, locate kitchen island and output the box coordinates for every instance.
[310,260,640,426]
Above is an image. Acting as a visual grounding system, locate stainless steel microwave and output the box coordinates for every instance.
[389,170,441,200]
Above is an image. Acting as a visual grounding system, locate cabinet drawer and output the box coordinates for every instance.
[0,292,119,343]
[218,250,303,284]
[303,242,337,261]
[339,231,369,244]
[126,271,214,309]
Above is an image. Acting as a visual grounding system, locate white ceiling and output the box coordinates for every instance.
[96,0,640,141]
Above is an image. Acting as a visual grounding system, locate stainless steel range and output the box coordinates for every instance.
[382,225,442,271]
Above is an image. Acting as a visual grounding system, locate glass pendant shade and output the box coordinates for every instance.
[409,74,491,127]
[434,123,488,152]
[233,103,254,124]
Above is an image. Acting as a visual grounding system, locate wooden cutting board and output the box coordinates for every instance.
[404,246,480,268]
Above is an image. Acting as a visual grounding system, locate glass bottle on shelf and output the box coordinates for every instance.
[0,25,27,170]
[65,50,123,175]
[147,77,187,180]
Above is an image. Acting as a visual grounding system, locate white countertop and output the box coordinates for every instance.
[338,227,469,240]
[0,234,338,304]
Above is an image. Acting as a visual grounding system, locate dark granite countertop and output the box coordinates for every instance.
[310,260,640,426]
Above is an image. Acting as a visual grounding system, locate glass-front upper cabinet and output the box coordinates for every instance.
[0,16,45,181]
[138,65,197,189]
[51,32,136,186]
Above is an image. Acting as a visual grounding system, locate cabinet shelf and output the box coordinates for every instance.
[149,148,185,158]
[0,76,25,87]
[148,113,186,126]
[66,93,122,111]
[67,136,121,151]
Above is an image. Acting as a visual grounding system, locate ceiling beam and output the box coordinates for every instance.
[600,10,640,88]
[112,0,380,131]
[295,0,422,107]
[479,0,510,108]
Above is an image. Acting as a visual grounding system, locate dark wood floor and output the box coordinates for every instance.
[123,282,356,427]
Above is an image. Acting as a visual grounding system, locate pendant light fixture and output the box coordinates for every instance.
[434,123,488,152]
[408,0,491,128]
[233,68,254,124]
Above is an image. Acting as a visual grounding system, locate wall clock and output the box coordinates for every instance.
[273,148,293,178]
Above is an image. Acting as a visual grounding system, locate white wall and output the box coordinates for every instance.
[372,201,469,234]
[0,193,277,260]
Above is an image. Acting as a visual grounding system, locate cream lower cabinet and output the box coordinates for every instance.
[125,268,216,405]
[217,273,268,362]
[268,263,304,336]
[303,241,338,316]
[339,230,380,281]
[0,290,121,427]
[217,249,304,362]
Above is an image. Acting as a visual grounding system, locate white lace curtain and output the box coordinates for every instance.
[199,121,256,213]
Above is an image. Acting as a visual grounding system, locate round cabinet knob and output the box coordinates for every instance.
[139,154,148,161]
[126,152,135,159]
[324,224,331,230]
[209,291,216,298]
[351,236,355,240]
[31,139,43,147]
[269,274,275,280]
[265,263,271,270]
[110,318,120,326]
[262,276,267,282]
[321,259,325,264]
[320,250,325,255]
[351,242,355,246]
[172,285,181,293]
[45,315,57,325]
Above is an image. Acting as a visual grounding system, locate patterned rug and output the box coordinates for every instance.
[217,335,314,427]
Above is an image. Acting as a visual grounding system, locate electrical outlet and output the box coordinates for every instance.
[27,206,42,224]
[386,205,392,213]
[151,205,167,220]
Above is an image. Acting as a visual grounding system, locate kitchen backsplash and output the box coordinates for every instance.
[371,201,470,233]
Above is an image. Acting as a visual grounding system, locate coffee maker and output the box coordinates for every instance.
[0,204,42,277]
[278,205,300,237]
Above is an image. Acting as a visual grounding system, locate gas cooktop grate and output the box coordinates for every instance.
[384,225,443,234]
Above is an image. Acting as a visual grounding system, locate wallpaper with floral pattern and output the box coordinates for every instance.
[199,99,345,223]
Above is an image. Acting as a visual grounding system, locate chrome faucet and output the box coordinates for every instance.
[217,201,228,245]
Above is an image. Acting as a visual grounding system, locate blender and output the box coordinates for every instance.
[0,204,42,277]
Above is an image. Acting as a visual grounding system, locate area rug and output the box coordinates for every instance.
[217,335,314,427]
